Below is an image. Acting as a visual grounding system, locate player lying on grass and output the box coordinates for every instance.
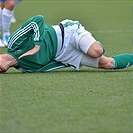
[0,15,133,73]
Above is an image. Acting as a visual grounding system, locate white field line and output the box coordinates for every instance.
[91,29,132,33]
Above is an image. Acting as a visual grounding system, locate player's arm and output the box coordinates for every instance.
[29,15,45,46]
[18,15,44,58]
[18,45,40,59]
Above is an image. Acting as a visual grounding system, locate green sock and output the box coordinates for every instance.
[112,53,133,69]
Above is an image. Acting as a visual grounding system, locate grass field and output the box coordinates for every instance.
[0,0,133,132]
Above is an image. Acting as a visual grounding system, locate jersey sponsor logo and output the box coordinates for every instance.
[15,49,22,54]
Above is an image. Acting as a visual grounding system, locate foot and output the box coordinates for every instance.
[0,36,5,47]
[2,35,10,47]
[11,16,17,23]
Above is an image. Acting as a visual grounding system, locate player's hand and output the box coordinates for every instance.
[18,45,40,59]
[0,68,3,74]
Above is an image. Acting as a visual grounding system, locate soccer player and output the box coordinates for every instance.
[0,0,15,47]
[0,15,133,73]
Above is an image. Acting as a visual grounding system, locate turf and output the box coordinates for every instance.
[0,0,132,132]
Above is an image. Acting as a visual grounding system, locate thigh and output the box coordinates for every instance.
[78,33,104,58]
[78,34,96,54]
[0,0,5,8]
[61,19,93,51]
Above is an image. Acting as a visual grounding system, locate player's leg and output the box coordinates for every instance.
[11,9,16,23]
[1,0,15,46]
[0,2,2,43]
[80,53,133,69]
[80,54,100,68]
[99,54,133,69]
[0,0,5,8]
[61,20,104,58]
[98,56,114,69]
[78,32,133,69]
[11,0,22,23]
[0,1,5,47]
[87,42,104,58]
[78,34,104,58]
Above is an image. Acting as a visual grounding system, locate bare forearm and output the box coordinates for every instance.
[18,45,40,59]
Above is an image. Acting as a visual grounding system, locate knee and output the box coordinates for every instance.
[87,42,104,58]
[93,47,104,58]
[88,47,104,58]
[5,0,15,10]
[0,2,5,9]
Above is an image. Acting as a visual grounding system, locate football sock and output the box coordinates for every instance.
[2,8,13,36]
[112,53,133,69]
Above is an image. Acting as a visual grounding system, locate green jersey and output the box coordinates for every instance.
[6,15,65,72]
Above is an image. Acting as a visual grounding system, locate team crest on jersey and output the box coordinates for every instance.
[15,49,22,54]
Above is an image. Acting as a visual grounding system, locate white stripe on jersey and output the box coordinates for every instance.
[8,22,40,49]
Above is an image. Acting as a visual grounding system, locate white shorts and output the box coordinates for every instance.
[53,19,98,70]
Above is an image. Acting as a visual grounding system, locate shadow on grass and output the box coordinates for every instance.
[3,68,133,75]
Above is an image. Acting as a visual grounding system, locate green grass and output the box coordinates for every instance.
[0,0,133,132]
